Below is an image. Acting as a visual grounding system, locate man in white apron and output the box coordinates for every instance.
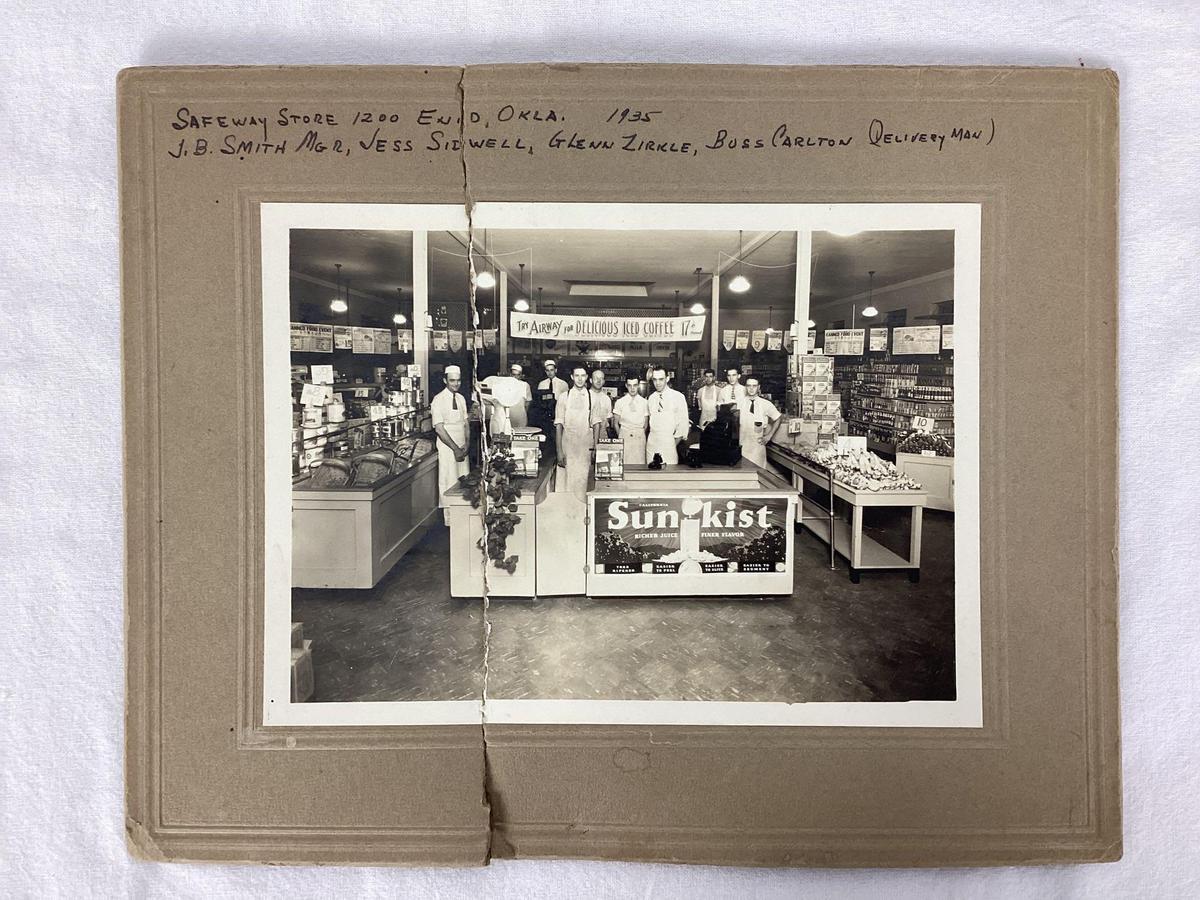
[734,377,782,469]
[430,365,470,506]
[719,367,748,406]
[612,373,648,464]
[554,365,603,500]
[694,368,722,427]
[645,366,691,465]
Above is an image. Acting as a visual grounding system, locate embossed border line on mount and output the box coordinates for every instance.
[121,73,488,863]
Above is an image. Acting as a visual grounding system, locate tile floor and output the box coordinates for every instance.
[292,507,955,704]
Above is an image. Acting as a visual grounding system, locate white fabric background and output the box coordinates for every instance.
[2,1,1198,896]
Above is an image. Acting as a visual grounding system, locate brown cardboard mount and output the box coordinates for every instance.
[121,64,1120,867]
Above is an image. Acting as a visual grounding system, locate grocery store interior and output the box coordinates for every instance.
[286,225,957,705]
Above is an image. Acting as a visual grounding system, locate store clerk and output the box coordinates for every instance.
[534,358,570,459]
[734,377,783,469]
[645,366,691,465]
[430,365,470,506]
[695,368,722,427]
[719,367,748,405]
[612,373,649,463]
[589,369,613,434]
[506,363,533,429]
[554,365,606,500]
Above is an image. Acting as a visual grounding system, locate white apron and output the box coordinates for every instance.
[618,423,646,466]
[561,425,593,500]
[739,402,768,468]
[437,418,470,505]
[646,396,679,465]
[697,385,720,426]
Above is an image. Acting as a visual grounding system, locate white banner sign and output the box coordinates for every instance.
[893,325,942,355]
[823,328,865,355]
[510,311,706,342]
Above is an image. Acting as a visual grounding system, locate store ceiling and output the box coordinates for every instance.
[289,227,955,325]
[810,230,955,306]
[476,229,798,310]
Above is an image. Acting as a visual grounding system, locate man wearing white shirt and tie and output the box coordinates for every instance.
[719,367,748,406]
[430,365,470,506]
[645,366,691,465]
[612,373,649,463]
[534,358,570,460]
[734,376,783,469]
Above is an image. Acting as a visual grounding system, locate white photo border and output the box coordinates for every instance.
[262,202,982,728]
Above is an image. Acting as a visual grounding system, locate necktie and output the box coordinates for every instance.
[452,393,459,410]
[750,399,755,414]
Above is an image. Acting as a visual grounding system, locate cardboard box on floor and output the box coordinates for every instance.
[122,64,1120,868]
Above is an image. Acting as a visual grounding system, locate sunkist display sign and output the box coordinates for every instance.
[592,496,790,575]
[510,311,706,342]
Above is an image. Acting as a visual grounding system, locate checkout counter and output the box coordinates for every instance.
[444,456,798,599]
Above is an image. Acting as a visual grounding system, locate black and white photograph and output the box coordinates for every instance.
[262,203,980,727]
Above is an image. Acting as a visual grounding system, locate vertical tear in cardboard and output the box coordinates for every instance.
[457,67,497,860]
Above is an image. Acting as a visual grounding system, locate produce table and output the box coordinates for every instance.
[767,444,928,583]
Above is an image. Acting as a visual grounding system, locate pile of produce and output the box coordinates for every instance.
[731,525,787,566]
[896,430,954,457]
[594,531,645,567]
[799,446,922,492]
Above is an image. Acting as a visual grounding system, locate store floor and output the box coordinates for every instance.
[292,509,956,704]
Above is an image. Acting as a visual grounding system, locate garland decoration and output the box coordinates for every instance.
[460,446,523,574]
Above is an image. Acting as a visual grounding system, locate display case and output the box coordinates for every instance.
[291,446,439,589]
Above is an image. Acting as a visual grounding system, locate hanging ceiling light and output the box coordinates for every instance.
[392,287,407,325]
[690,267,705,314]
[765,305,775,334]
[329,263,348,313]
[807,319,816,328]
[861,270,878,317]
[513,262,530,311]
[728,230,751,293]
[475,269,495,290]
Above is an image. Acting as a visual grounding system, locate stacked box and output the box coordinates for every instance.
[291,639,314,703]
[799,355,834,417]
[510,433,541,477]
[593,438,624,480]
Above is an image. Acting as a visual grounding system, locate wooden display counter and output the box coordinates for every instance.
[443,458,798,599]
[291,450,439,589]
[896,452,955,511]
[443,456,557,598]
[767,444,928,583]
